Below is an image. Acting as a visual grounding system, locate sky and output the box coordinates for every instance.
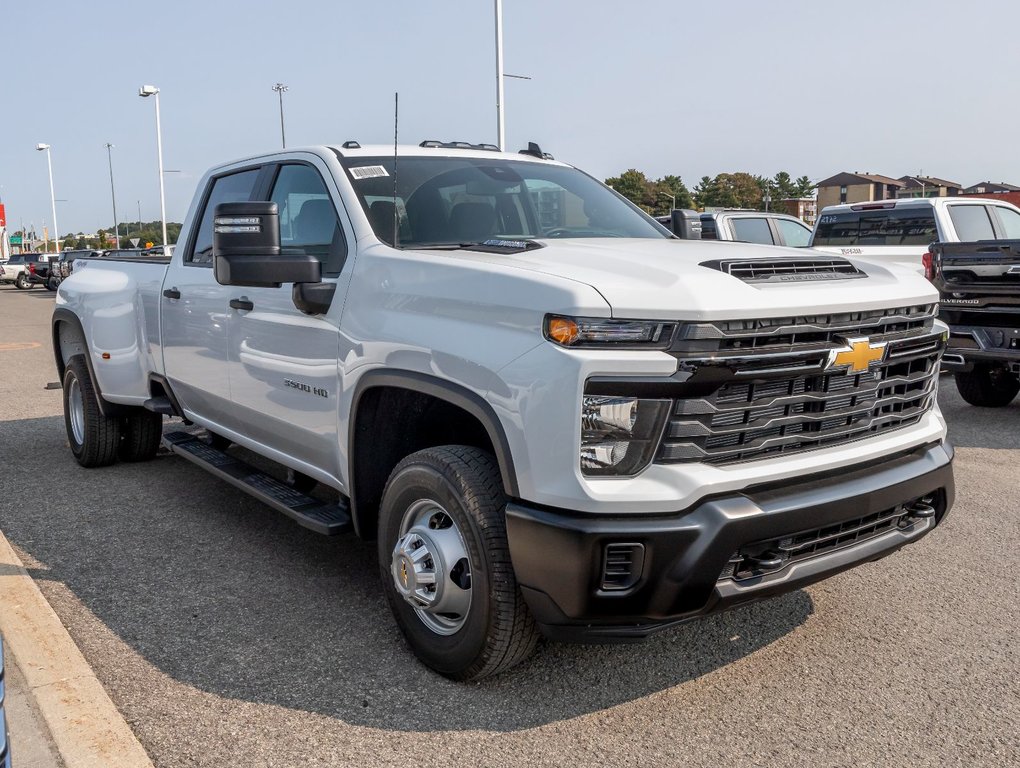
[2,0,1019,237]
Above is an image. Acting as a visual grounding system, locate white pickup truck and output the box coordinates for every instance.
[53,141,955,679]
[811,196,1020,270]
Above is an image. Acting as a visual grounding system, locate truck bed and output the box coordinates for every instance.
[54,257,170,406]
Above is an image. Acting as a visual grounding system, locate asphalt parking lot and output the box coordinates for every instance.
[0,283,1017,767]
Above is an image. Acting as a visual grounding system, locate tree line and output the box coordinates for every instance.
[604,170,816,215]
[13,220,182,251]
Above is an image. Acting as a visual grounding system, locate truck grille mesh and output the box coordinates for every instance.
[656,305,942,465]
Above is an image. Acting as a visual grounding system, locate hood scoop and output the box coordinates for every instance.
[700,257,866,283]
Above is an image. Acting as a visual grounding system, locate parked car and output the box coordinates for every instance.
[25,253,58,289]
[0,253,38,289]
[656,210,812,247]
[54,141,954,680]
[927,239,1020,407]
[51,249,103,285]
[811,197,1020,271]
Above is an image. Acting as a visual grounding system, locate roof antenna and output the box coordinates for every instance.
[392,91,399,248]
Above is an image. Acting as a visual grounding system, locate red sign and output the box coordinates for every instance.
[0,203,6,228]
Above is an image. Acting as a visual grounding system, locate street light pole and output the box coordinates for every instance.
[105,143,120,248]
[494,0,505,150]
[272,83,288,149]
[138,85,168,249]
[35,143,60,252]
[659,192,676,212]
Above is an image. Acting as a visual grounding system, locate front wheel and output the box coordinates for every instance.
[954,365,1020,407]
[47,277,59,291]
[378,446,539,680]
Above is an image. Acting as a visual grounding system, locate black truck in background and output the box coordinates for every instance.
[927,240,1020,407]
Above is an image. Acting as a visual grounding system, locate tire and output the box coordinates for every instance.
[46,277,58,291]
[63,355,121,467]
[14,273,30,289]
[378,446,539,681]
[954,365,1020,407]
[119,410,163,462]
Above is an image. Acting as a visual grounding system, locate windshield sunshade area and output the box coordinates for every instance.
[341,155,670,248]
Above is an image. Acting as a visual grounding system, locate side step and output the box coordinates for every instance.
[163,431,352,535]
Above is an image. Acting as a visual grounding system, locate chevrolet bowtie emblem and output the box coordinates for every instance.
[827,336,887,373]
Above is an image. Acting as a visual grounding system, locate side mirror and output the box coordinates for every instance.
[213,201,321,287]
[670,209,703,240]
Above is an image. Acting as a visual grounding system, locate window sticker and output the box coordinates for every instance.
[349,165,389,180]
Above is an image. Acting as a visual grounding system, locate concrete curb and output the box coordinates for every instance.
[0,530,154,768]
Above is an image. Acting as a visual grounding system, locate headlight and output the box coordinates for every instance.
[580,396,670,476]
[546,315,676,348]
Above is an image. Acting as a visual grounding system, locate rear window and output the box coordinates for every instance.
[813,208,938,246]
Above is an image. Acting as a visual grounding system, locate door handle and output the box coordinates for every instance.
[162,287,181,300]
[229,298,254,311]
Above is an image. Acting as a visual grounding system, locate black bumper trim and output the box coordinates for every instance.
[505,442,954,642]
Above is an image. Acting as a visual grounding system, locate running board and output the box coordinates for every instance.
[163,431,352,536]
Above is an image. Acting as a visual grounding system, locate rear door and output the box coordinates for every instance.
[226,157,351,480]
[161,166,262,427]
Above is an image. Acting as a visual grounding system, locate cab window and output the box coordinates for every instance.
[948,205,995,241]
[776,218,811,247]
[270,164,346,275]
[730,217,775,245]
[991,206,1020,239]
[188,169,260,265]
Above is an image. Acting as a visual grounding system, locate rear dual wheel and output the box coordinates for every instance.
[378,446,539,681]
[14,274,30,289]
[63,354,162,467]
[954,364,1020,408]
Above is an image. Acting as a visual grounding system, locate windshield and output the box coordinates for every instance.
[341,155,669,247]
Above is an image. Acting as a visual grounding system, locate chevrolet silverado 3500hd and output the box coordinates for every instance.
[53,142,955,680]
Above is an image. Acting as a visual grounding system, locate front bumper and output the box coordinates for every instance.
[506,441,954,642]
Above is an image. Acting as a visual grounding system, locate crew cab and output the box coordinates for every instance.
[655,210,812,247]
[53,142,955,680]
[927,239,1020,407]
[811,197,1020,271]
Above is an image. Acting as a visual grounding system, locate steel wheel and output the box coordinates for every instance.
[391,499,473,636]
[67,377,85,445]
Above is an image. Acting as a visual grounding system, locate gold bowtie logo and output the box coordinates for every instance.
[827,336,887,373]
[400,560,408,587]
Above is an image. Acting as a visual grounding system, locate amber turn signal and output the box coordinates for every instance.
[547,317,579,346]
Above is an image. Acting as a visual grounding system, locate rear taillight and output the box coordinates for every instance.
[28,263,36,274]
[922,249,934,281]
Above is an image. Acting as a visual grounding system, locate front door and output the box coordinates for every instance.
[226,158,350,480]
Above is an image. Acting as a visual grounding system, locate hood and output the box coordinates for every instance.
[440,238,937,320]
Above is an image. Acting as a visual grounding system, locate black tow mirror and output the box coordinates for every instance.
[213,201,321,287]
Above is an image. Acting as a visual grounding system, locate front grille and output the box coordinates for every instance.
[718,494,939,582]
[702,257,865,283]
[656,305,942,466]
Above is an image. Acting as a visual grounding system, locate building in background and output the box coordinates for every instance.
[896,175,962,198]
[780,198,817,225]
[815,172,905,210]
[962,181,1020,195]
